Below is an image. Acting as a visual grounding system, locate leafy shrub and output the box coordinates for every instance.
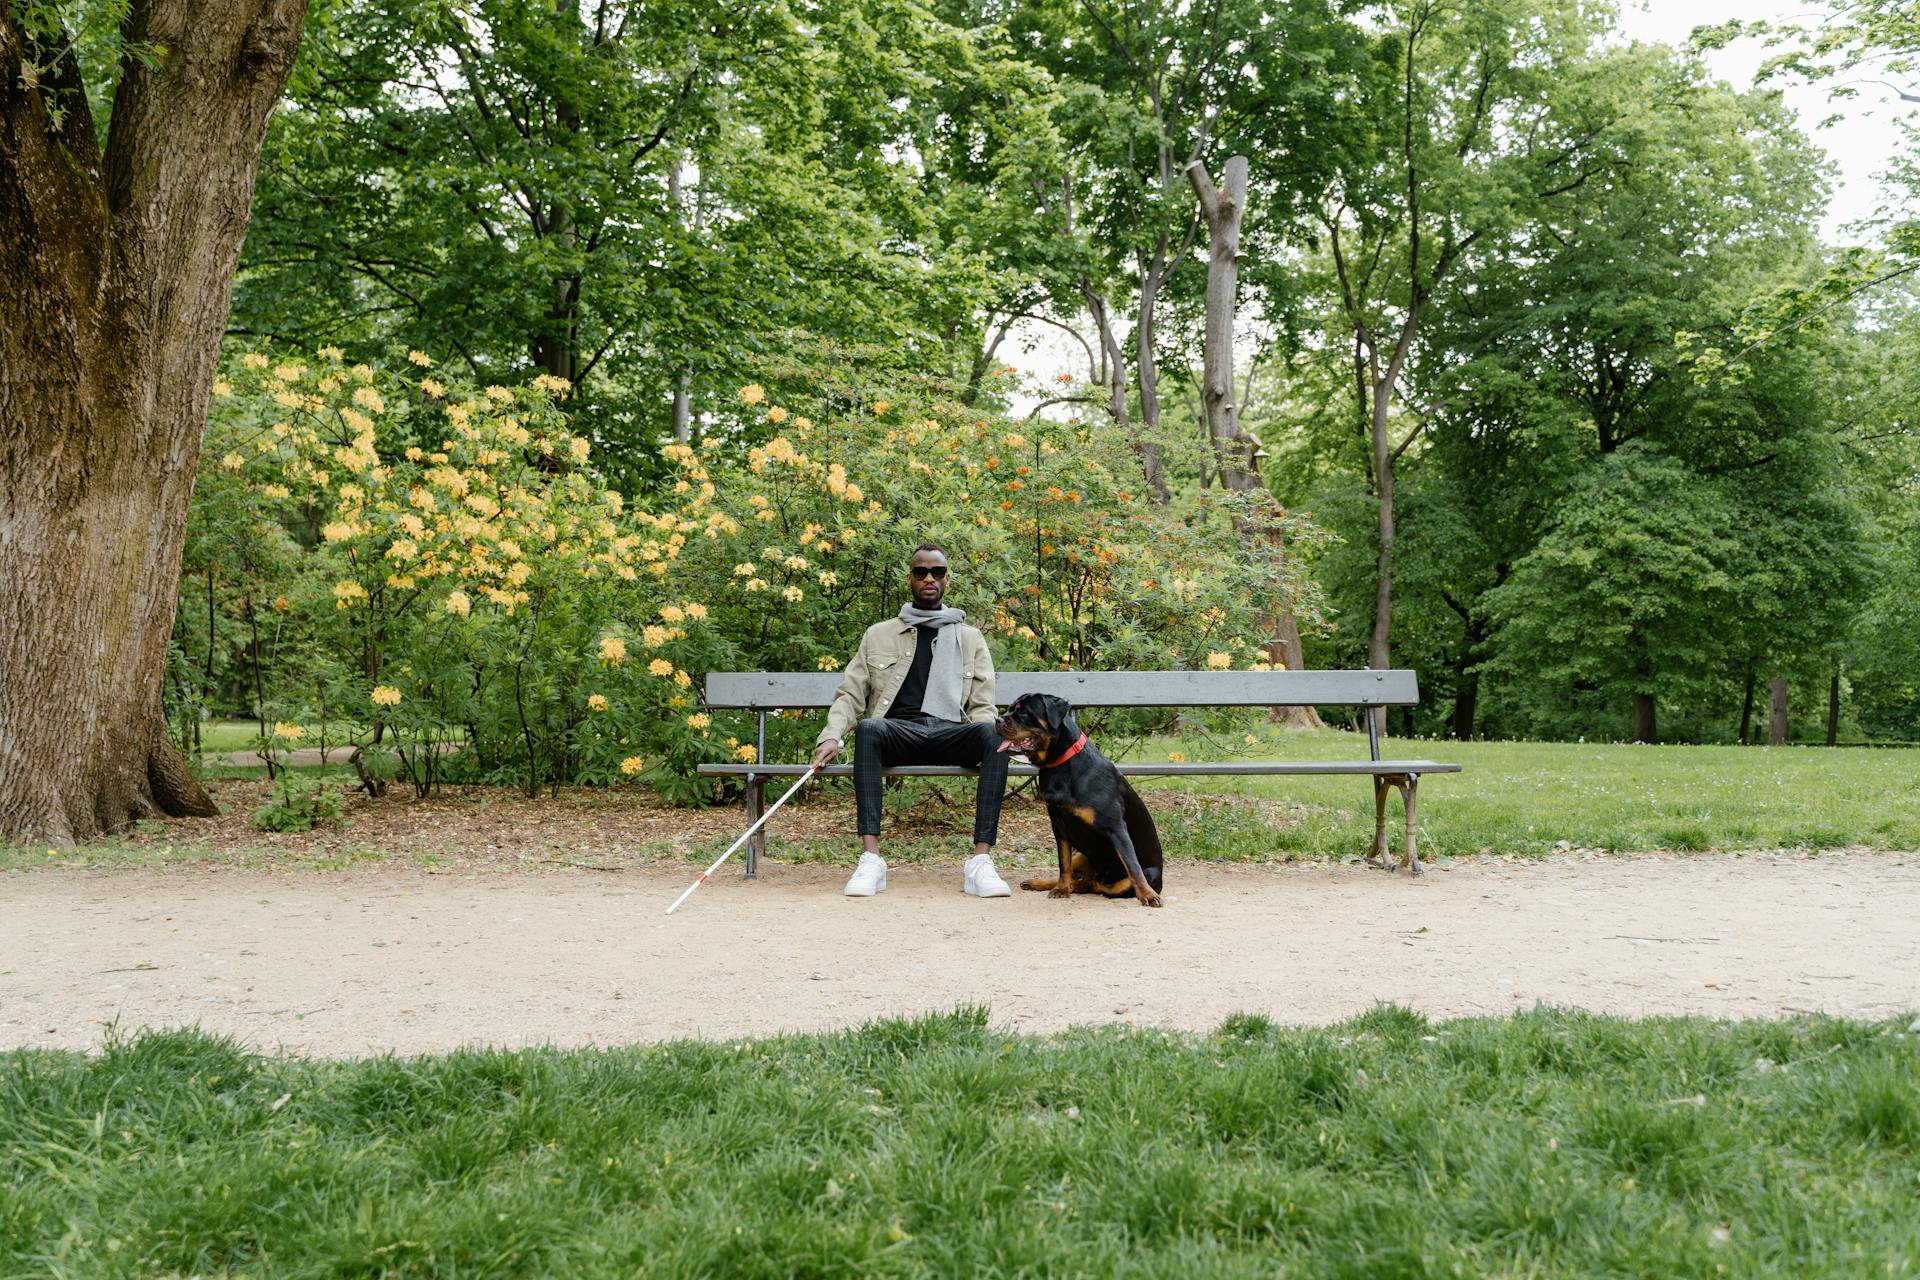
[179,351,1325,802]
[252,774,346,833]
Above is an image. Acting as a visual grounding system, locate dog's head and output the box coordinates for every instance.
[994,692,1078,760]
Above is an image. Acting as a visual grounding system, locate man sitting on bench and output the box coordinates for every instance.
[809,542,1013,899]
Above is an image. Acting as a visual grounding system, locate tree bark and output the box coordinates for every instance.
[1187,155,1320,730]
[1132,241,1171,502]
[1826,670,1839,747]
[1631,692,1657,745]
[1,1,309,844]
[1767,677,1789,746]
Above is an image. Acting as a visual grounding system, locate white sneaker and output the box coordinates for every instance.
[964,852,1012,898]
[844,852,887,897]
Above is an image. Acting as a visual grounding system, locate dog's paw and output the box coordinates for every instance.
[1138,890,1163,908]
[1018,878,1052,892]
[1047,886,1072,899]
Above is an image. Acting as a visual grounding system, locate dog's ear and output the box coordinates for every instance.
[1039,693,1071,736]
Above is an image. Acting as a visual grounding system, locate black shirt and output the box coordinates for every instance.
[886,625,937,721]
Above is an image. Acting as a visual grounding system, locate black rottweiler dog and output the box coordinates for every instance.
[994,692,1164,907]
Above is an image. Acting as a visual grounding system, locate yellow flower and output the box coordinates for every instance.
[734,562,756,576]
[273,363,304,382]
[1206,652,1234,670]
[688,713,711,730]
[333,580,367,602]
[684,603,709,620]
[648,658,674,677]
[386,539,418,561]
[818,571,838,587]
[743,578,766,592]
[734,743,757,763]
[221,452,245,471]
[748,494,769,508]
[816,655,840,671]
[317,346,345,361]
[872,400,890,415]
[213,380,233,398]
[445,590,472,616]
[767,405,788,423]
[352,386,386,414]
[569,437,590,462]
[243,352,270,369]
[642,624,669,648]
[370,685,402,707]
[408,350,433,367]
[674,669,691,688]
[783,586,804,603]
[600,636,627,666]
[784,555,809,570]
[321,521,355,543]
[273,722,304,741]
[619,756,646,776]
[1167,750,1187,763]
[588,694,610,712]
[421,378,445,399]
[661,605,686,624]
[739,384,766,405]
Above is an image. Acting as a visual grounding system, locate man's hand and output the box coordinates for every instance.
[811,739,841,769]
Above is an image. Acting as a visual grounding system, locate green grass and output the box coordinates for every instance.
[774,730,1920,864]
[4,1008,1916,1276]
[184,721,467,754]
[1100,729,1918,859]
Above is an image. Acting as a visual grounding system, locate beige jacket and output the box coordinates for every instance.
[817,618,998,746]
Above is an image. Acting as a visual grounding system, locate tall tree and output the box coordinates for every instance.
[1307,0,1603,719]
[2,0,309,843]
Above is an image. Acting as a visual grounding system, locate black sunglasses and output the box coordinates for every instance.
[909,566,949,580]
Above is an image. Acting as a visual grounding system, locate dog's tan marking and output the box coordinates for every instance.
[1064,804,1098,825]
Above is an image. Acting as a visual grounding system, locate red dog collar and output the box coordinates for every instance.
[1044,732,1089,768]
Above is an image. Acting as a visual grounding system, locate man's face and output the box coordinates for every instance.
[908,549,949,608]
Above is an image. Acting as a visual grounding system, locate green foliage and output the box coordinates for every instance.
[4,1011,1917,1274]
[172,350,1316,800]
[250,773,346,833]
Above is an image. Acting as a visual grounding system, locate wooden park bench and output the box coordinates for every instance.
[697,670,1462,879]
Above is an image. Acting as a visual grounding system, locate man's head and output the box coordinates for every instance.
[907,542,950,608]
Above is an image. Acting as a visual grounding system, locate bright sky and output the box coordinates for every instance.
[1004,1,1907,404]
[1617,0,1903,241]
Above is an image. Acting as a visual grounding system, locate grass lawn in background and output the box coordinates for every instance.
[3,1007,1915,1277]
[764,730,1920,865]
[4,732,1916,871]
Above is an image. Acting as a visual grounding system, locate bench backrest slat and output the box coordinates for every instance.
[706,669,1419,709]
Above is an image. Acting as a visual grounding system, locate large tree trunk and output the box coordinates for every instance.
[1768,677,1789,746]
[1187,155,1320,730]
[1,1,309,845]
[1631,692,1657,744]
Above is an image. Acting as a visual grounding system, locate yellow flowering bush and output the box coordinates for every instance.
[179,351,1325,802]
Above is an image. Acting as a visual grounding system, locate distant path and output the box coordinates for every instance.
[4,853,1915,1056]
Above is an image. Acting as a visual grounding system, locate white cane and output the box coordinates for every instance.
[665,764,821,915]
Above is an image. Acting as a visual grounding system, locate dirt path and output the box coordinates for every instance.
[4,852,1916,1057]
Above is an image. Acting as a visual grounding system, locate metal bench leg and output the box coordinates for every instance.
[744,771,764,879]
[1368,775,1392,870]
[1398,772,1422,877]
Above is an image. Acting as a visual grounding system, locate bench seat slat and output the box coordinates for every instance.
[697,760,1461,777]
[705,669,1421,709]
